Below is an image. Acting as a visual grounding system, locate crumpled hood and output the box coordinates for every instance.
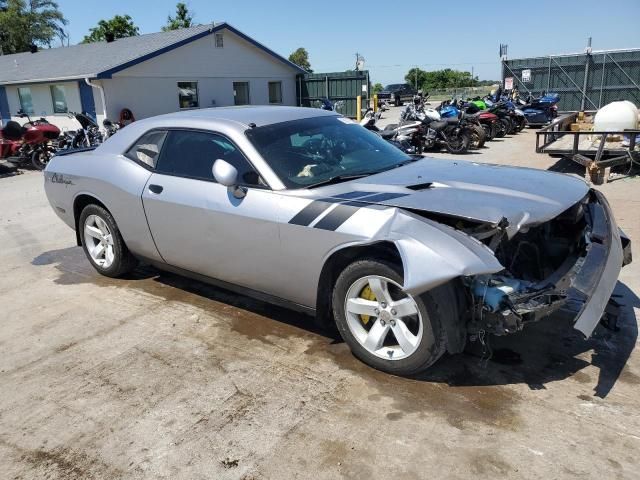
[308,158,589,234]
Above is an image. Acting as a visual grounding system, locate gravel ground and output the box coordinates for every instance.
[0,113,639,479]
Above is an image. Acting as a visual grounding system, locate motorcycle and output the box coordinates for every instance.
[516,92,560,126]
[437,100,486,149]
[456,99,500,140]
[482,99,518,137]
[360,108,415,153]
[397,100,472,154]
[313,98,346,114]
[0,111,60,170]
[102,118,120,139]
[500,98,527,132]
[70,112,104,148]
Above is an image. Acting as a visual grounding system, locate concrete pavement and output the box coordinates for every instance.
[0,124,639,479]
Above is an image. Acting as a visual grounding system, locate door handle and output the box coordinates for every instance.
[148,184,163,194]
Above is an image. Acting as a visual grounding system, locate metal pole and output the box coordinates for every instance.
[547,56,551,91]
[581,51,590,111]
[599,53,606,108]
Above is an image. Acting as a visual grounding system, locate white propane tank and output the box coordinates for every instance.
[594,101,639,131]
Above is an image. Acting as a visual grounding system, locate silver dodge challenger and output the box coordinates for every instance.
[44,106,632,375]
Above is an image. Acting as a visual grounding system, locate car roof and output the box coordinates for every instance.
[150,106,339,128]
[95,106,340,157]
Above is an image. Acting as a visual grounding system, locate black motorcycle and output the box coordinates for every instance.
[70,112,103,148]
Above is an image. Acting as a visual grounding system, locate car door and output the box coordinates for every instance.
[140,129,283,295]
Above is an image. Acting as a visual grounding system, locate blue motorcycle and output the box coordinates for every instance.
[518,93,560,126]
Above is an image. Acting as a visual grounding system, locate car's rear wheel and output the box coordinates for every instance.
[332,259,449,375]
[79,204,137,278]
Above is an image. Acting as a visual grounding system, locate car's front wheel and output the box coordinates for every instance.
[332,259,450,375]
[79,204,138,278]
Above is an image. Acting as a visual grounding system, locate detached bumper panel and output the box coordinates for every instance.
[571,192,626,337]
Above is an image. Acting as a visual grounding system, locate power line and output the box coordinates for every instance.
[313,61,499,70]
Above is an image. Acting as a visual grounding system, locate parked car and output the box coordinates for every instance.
[377,84,416,106]
[44,106,631,376]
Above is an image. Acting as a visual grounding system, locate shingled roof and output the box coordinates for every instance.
[0,23,305,85]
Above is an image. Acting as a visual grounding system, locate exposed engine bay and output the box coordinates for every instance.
[441,192,628,337]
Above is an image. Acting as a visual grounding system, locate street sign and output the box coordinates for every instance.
[522,69,531,83]
[504,77,514,90]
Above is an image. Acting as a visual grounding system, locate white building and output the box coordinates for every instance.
[0,23,305,130]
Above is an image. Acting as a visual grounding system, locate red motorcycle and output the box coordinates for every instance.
[0,111,60,170]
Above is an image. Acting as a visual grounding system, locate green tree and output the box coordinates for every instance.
[288,47,312,72]
[405,67,481,91]
[162,2,194,31]
[82,14,139,43]
[404,68,429,90]
[372,82,384,94]
[0,0,67,54]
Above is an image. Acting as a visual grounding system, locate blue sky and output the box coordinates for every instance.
[57,0,640,85]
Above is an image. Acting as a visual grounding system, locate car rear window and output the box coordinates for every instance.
[125,130,167,168]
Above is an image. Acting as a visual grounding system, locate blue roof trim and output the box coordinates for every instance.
[0,86,10,125]
[78,80,97,121]
[96,23,306,79]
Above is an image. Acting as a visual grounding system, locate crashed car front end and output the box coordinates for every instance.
[466,189,631,338]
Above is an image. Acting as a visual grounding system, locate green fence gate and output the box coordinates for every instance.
[503,48,640,112]
[296,70,370,118]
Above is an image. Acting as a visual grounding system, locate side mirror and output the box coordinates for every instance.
[212,159,246,198]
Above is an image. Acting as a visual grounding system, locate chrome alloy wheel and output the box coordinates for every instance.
[83,214,115,268]
[344,275,423,360]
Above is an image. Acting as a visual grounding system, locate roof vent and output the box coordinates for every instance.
[105,32,115,43]
[29,44,38,53]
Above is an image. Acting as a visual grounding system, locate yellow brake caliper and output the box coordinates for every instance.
[359,285,377,325]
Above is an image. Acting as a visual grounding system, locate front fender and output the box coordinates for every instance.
[380,209,503,295]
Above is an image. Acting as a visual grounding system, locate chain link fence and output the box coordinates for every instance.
[503,48,640,112]
[426,86,496,103]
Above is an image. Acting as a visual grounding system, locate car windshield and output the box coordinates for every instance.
[245,115,411,189]
[385,84,403,91]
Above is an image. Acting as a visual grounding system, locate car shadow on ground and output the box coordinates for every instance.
[417,282,638,398]
[34,246,638,398]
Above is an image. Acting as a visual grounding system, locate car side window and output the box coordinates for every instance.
[125,130,168,168]
[155,130,263,186]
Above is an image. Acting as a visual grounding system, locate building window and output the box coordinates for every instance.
[178,81,199,109]
[268,81,283,104]
[215,33,223,48]
[17,87,34,114]
[233,82,250,105]
[50,85,68,113]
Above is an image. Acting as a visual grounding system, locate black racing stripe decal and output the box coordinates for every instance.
[358,192,409,203]
[331,191,378,200]
[313,202,362,231]
[288,198,341,226]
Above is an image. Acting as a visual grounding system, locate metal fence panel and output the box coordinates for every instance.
[297,71,370,118]
[503,48,640,111]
